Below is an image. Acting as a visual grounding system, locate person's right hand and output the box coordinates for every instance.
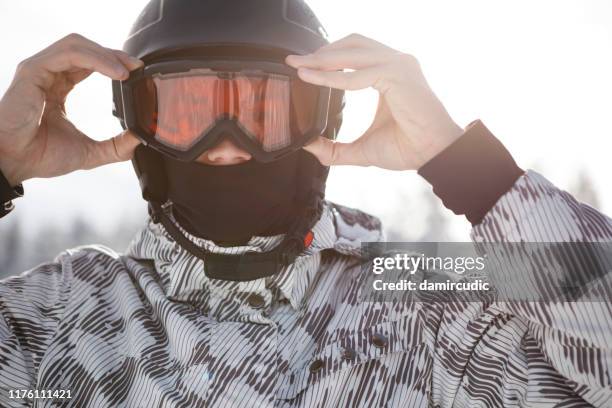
[0,33,143,186]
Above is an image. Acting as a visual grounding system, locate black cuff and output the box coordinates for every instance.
[418,120,525,226]
[0,168,24,219]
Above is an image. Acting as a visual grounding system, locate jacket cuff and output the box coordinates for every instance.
[417,120,525,226]
[0,168,23,219]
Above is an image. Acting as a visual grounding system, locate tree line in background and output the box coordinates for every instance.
[0,214,147,280]
[0,169,602,280]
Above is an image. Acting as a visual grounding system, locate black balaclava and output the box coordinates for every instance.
[163,148,303,245]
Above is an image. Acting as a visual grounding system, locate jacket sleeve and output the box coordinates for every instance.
[0,168,23,220]
[470,170,612,402]
[419,121,612,404]
[0,261,68,407]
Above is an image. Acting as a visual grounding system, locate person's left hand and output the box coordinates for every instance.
[286,33,464,171]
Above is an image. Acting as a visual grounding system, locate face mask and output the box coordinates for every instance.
[162,151,302,244]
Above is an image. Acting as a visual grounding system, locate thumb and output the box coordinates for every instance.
[83,130,141,170]
[303,136,370,166]
[111,130,141,161]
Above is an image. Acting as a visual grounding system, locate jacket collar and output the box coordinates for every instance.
[125,202,383,315]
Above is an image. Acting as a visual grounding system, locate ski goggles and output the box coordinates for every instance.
[112,59,331,162]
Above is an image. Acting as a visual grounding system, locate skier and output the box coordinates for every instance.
[0,1,610,406]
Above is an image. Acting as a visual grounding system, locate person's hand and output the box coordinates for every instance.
[0,33,143,186]
[286,34,464,170]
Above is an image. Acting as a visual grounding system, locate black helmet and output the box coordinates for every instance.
[124,0,330,60]
[118,0,345,281]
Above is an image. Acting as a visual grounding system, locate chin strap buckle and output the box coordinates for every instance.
[303,230,315,248]
[161,201,173,214]
[151,201,173,224]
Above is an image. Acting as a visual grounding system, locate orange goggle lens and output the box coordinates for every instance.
[132,69,317,153]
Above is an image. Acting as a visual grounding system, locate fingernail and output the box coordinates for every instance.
[286,54,311,64]
[129,56,144,66]
[116,66,129,79]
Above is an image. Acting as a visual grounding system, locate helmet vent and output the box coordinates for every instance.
[128,0,164,39]
[284,0,328,39]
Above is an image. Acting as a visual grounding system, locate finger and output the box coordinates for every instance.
[58,46,128,79]
[20,34,128,81]
[112,130,141,161]
[111,49,144,71]
[61,34,134,75]
[83,130,141,170]
[303,136,370,166]
[286,48,395,71]
[23,44,129,83]
[317,33,390,53]
[296,66,387,92]
[65,69,94,86]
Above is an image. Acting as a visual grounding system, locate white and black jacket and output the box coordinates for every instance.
[0,120,610,407]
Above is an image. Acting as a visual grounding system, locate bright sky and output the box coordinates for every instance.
[0,0,610,241]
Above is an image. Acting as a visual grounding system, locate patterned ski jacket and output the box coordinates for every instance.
[1,169,611,407]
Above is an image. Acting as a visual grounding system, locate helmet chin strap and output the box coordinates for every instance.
[149,200,318,282]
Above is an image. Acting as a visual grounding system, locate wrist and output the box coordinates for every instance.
[418,119,465,169]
